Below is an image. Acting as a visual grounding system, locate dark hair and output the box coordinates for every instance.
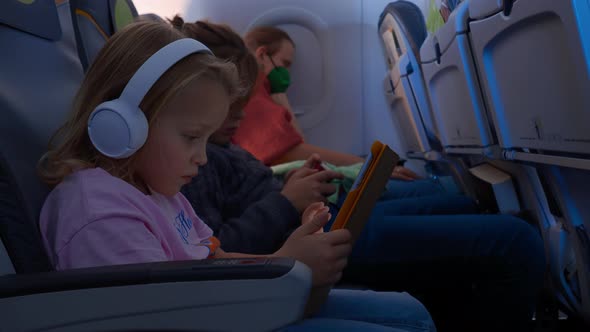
[243,26,295,56]
[170,15,259,106]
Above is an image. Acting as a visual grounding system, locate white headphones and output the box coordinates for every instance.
[87,38,213,159]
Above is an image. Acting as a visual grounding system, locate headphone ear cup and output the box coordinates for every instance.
[88,99,149,159]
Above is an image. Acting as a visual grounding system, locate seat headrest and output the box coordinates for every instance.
[71,0,138,71]
[71,0,114,38]
[379,1,428,57]
[109,0,138,32]
[70,0,113,71]
[0,0,84,273]
[0,0,62,40]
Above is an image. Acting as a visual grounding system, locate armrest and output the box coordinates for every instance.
[0,258,311,332]
[0,257,297,298]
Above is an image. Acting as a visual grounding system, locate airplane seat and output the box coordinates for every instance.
[378,0,442,160]
[384,1,443,153]
[420,0,498,158]
[0,0,84,275]
[386,59,429,155]
[0,1,311,331]
[469,0,590,162]
[70,0,137,71]
[387,0,433,114]
[468,0,590,324]
[542,166,590,324]
[380,1,481,198]
[379,1,443,160]
[419,1,519,212]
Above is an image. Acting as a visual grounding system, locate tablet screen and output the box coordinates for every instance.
[350,153,373,191]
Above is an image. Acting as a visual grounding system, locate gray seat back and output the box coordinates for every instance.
[469,0,590,323]
[379,1,442,158]
[386,62,429,154]
[0,0,84,274]
[420,0,497,156]
[469,0,590,156]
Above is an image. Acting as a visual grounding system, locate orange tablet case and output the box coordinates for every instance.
[329,141,399,244]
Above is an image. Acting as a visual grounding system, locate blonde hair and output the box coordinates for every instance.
[39,20,243,187]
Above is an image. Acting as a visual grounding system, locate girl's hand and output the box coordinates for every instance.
[275,209,352,287]
[301,202,329,234]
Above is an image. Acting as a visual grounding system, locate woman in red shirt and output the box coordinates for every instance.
[232,26,419,181]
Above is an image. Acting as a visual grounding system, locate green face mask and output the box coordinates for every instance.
[267,55,291,93]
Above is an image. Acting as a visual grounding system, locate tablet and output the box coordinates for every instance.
[329,141,399,244]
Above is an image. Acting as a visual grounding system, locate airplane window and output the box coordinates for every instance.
[275,23,324,107]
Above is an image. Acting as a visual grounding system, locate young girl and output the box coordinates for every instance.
[233,26,420,183]
[38,20,435,332]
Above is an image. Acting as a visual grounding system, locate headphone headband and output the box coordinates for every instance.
[120,38,213,107]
